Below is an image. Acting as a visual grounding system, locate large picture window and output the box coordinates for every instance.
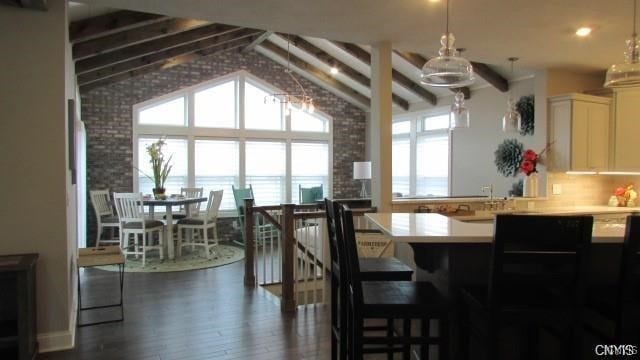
[392,110,451,197]
[133,71,332,211]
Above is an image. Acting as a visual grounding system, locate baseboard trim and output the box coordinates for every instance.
[38,285,77,353]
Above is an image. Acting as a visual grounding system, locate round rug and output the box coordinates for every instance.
[95,244,244,273]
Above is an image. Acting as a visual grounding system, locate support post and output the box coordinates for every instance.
[243,198,256,286]
[281,203,296,312]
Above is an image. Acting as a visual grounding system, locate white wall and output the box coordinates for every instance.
[395,77,540,198]
[0,0,76,351]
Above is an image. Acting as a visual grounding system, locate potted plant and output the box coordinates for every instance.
[140,138,173,199]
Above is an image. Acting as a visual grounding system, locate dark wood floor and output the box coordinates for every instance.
[38,250,332,360]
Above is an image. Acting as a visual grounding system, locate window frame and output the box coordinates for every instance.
[132,70,333,214]
[392,107,452,197]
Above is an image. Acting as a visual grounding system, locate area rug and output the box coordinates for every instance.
[95,244,244,273]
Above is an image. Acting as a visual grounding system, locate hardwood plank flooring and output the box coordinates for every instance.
[37,249,332,360]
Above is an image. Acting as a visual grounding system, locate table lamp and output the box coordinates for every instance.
[353,161,371,198]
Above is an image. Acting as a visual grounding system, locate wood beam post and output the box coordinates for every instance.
[242,30,273,53]
[69,10,169,43]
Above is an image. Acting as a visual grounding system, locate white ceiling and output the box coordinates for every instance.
[73,0,634,75]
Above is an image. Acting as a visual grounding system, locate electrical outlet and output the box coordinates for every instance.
[552,184,562,195]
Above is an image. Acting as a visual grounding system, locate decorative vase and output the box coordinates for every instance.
[153,187,166,200]
[523,173,539,198]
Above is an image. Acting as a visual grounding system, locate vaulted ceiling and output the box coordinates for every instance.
[69,5,518,111]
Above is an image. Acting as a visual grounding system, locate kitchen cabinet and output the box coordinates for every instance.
[611,88,640,171]
[548,93,611,172]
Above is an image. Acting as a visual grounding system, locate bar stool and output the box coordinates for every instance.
[458,214,593,360]
[339,204,450,360]
[325,199,414,359]
[585,215,640,345]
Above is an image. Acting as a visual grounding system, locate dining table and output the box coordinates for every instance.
[143,196,208,260]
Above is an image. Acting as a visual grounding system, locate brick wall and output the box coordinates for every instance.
[81,49,367,244]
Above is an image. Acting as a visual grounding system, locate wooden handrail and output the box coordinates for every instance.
[254,207,283,231]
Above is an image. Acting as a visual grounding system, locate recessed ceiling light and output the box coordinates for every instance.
[575,27,592,37]
[330,67,339,75]
[428,0,441,3]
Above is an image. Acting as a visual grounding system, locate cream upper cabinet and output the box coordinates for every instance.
[611,88,640,171]
[548,94,611,172]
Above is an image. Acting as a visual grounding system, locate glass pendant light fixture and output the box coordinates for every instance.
[450,91,469,129]
[420,0,475,87]
[502,57,521,132]
[604,0,640,87]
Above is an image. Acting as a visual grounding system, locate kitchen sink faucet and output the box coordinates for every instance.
[481,184,497,210]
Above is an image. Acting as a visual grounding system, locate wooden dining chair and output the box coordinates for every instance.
[113,192,165,267]
[458,214,593,360]
[164,187,203,221]
[177,190,223,259]
[90,189,120,247]
[338,204,450,360]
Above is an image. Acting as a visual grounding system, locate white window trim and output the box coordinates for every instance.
[132,70,333,213]
[392,107,452,197]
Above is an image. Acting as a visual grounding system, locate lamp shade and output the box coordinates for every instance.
[353,161,372,180]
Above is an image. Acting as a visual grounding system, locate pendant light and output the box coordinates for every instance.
[604,0,640,87]
[421,0,475,87]
[450,91,469,129]
[502,57,521,132]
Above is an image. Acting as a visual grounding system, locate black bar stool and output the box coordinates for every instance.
[458,214,593,360]
[339,204,450,360]
[325,199,415,360]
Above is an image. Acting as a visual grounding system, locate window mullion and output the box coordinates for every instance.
[410,117,418,196]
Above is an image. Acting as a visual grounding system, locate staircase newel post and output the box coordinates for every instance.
[243,198,256,286]
[281,203,296,312]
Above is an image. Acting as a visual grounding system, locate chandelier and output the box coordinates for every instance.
[265,36,314,114]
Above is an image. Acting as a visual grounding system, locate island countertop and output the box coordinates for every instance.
[365,212,626,244]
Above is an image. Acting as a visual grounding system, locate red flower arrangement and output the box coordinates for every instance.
[520,144,551,176]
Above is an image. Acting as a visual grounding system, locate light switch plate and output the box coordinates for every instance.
[552,184,562,195]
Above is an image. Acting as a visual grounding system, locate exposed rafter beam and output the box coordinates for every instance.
[73,18,210,60]
[242,30,273,53]
[259,40,370,109]
[80,36,256,93]
[470,61,509,92]
[78,28,262,86]
[75,23,240,74]
[69,10,169,43]
[280,34,409,111]
[0,0,46,11]
[332,42,437,106]
[394,50,470,99]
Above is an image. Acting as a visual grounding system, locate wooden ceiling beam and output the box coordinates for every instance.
[242,30,273,53]
[73,18,210,60]
[78,28,262,86]
[470,61,509,92]
[75,23,240,74]
[80,36,256,93]
[394,50,471,99]
[69,10,169,43]
[259,40,370,109]
[280,34,409,111]
[0,0,46,11]
[332,41,437,106]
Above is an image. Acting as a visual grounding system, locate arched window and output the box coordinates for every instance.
[133,71,332,211]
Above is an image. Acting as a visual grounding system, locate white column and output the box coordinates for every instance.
[369,41,393,212]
